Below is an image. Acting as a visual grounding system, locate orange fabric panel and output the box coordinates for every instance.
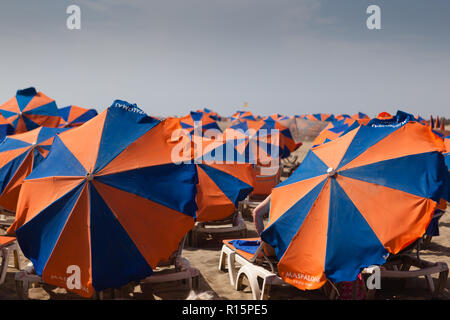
[97,121,190,176]
[58,111,107,173]
[0,146,30,168]
[340,122,445,171]
[0,150,34,211]
[196,166,235,222]
[7,177,84,235]
[92,181,194,268]
[15,117,27,133]
[0,97,20,114]
[8,127,41,144]
[312,126,360,170]
[266,174,327,229]
[42,184,94,298]
[277,179,330,290]
[336,175,436,254]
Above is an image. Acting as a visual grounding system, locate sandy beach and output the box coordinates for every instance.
[0,140,448,300]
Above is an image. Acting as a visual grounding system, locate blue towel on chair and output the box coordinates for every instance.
[229,240,261,254]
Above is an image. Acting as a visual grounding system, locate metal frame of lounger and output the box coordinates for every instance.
[187,210,247,247]
[361,254,449,299]
[14,235,200,299]
[0,237,22,285]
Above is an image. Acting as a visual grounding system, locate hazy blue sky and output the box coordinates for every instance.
[0,0,449,118]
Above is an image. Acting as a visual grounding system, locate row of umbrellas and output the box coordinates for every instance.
[0,87,449,297]
[0,89,258,297]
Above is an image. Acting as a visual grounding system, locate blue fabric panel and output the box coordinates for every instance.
[0,137,31,151]
[69,109,98,125]
[229,240,261,254]
[22,115,40,131]
[15,87,37,111]
[58,106,71,121]
[95,162,198,218]
[26,136,87,180]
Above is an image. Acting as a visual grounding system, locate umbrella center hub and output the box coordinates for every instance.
[327,167,336,177]
[86,172,94,181]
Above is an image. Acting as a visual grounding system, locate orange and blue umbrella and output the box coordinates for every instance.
[305,114,335,122]
[58,105,98,128]
[0,87,60,133]
[230,110,257,123]
[196,108,221,121]
[194,136,255,222]
[8,100,198,297]
[0,127,67,211]
[261,117,447,291]
[166,122,255,222]
[179,111,221,136]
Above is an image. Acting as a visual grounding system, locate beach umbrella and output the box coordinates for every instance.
[196,108,221,121]
[194,136,255,222]
[261,118,447,291]
[58,105,98,128]
[8,100,198,298]
[179,111,221,136]
[262,118,301,157]
[0,127,67,211]
[230,110,257,123]
[166,120,255,222]
[0,87,60,133]
[351,112,370,125]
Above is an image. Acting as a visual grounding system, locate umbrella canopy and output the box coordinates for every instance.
[0,87,60,133]
[179,111,221,136]
[58,105,98,128]
[261,119,447,291]
[262,118,301,157]
[8,100,198,297]
[0,127,67,211]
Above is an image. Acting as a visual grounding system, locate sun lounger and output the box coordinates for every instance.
[187,210,247,247]
[218,238,338,300]
[361,254,448,299]
[0,236,21,285]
